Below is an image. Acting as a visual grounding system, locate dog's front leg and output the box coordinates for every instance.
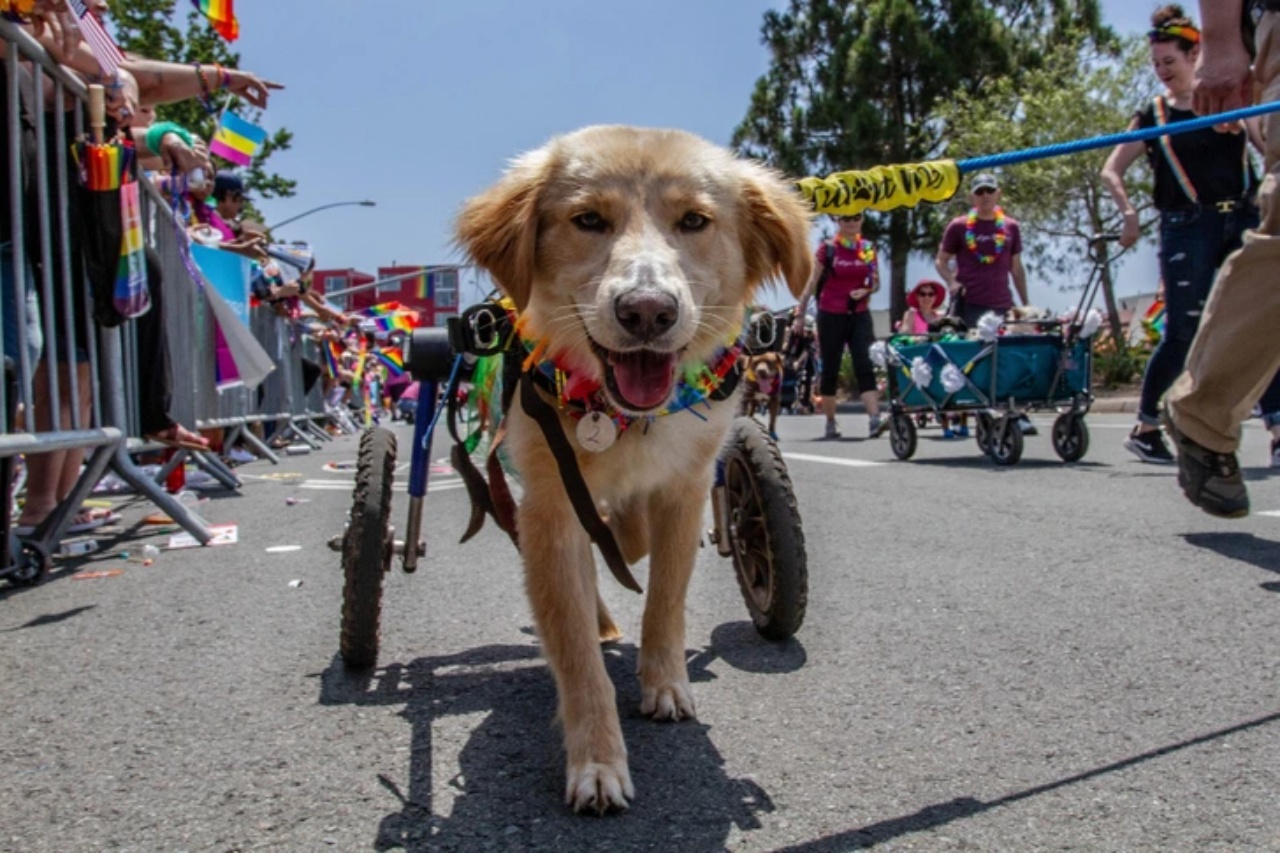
[521,490,633,813]
[637,479,707,721]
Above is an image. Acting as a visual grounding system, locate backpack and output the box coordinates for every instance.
[814,241,836,299]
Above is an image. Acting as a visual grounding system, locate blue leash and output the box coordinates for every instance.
[958,100,1280,173]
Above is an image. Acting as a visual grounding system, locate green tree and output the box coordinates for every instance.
[108,0,295,202]
[733,0,1113,322]
[937,36,1158,341]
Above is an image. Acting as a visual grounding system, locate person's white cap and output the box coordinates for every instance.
[970,172,999,192]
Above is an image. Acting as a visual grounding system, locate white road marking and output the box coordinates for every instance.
[298,480,465,493]
[1257,510,1280,518]
[782,452,884,468]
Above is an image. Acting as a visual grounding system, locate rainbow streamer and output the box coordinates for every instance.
[191,0,238,41]
[416,273,429,300]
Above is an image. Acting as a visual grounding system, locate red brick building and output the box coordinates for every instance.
[311,264,463,327]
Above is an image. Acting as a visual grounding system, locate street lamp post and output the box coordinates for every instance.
[267,199,376,232]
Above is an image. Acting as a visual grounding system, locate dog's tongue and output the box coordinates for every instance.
[610,350,677,410]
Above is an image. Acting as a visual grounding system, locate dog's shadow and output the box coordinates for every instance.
[319,624,795,851]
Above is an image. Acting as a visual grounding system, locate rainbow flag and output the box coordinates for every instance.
[373,347,405,376]
[191,0,238,41]
[360,302,402,317]
[209,111,266,167]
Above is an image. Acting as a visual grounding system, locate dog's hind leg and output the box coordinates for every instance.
[637,477,707,722]
[521,486,633,813]
[597,593,623,644]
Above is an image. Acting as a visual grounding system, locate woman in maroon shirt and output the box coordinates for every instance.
[793,213,885,439]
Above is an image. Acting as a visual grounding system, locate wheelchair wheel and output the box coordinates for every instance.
[889,414,917,460]
[341,427,397,669]
[988,416,1024,466]
[1052,414,1090,462]
[722,417,807,641]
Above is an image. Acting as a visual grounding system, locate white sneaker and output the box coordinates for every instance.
[225,447,256,465]
[824,419,841,440]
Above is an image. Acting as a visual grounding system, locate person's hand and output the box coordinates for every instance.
[1119,210,1140,248]
[224,69,283,109]
[105,68,139,125]
[1194,37,1254,117]
[160,130,210,176]
[29,2,82,64]
[947,281,963,296]
[850,288,869,301]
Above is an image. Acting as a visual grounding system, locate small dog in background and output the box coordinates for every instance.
[1003,305,1054,335]
[741,351,785,437]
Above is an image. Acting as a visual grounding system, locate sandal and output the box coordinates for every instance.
[144,424,211,452]
[14,509,117,537]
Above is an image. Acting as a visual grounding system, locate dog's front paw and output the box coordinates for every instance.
[640,678,696,721]
[566,759,634,814]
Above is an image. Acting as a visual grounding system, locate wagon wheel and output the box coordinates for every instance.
[975,413,995,457]
[988,416,1024,466]
[340,427,397,669]
[1052,413,1090,463]
[889,414,917,460]
[722,417,808,641]
[6,541,50,587]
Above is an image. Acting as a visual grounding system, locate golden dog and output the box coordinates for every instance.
[455,126,810,812]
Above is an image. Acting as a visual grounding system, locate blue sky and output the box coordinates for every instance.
[229,0,1158,309]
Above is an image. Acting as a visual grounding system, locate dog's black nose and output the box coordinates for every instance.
[615,291,678,341]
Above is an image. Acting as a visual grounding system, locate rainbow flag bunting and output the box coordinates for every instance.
[191,0,238,42]
[209,111,267,167]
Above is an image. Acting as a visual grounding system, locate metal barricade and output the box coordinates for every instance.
[0,21,217,580]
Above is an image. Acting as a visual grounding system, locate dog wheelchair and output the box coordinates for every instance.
[882,235,1120,466]
[332,302,808,670]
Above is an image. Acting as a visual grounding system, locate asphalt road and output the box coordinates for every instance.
[2,411,1278,852]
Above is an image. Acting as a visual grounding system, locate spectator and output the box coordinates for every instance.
[792,212,887,439]
[897,279,947,335]
[1101,4,1267,466]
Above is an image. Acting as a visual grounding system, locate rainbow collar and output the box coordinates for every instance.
[520,324,746,434]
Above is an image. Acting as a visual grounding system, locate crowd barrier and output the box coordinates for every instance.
[0,21,345,582]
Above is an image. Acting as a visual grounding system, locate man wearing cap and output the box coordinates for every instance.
[934,172,1029,329]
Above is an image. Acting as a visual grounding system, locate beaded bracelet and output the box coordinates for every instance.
[192,62,218,113]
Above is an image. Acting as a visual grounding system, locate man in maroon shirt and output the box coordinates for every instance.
[934,172,1029,327]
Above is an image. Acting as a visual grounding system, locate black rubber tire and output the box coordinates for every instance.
[1052,414,1090,463]
[989,416,1024,466]
[341,427,397,669]
[6,542,50,587]
[889,414,917,460]
[975,413,995,457]
[722,417,808,641]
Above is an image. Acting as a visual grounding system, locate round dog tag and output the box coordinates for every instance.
[576,412,617,452]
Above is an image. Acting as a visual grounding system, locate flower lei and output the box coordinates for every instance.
[835,235,876,263]
[964,207,1007,265]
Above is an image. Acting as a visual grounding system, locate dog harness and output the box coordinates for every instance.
[447,300,775,594]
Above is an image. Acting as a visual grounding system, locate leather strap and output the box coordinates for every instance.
[519,371,643,594]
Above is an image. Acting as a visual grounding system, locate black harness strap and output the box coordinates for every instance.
[518,371,643,594]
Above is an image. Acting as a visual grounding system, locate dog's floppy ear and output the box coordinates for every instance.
[737,163,814,300]
[455,149,551,311]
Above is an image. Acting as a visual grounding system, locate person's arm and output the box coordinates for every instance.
[1010,253,1029,307]
[1100,121,1145,248]
[119,57,282,109]
[1246,115,1265,155]
[935,249,959,295]
[897,307,918,333]
[792,250,823,329]
[1194,0,1252,116]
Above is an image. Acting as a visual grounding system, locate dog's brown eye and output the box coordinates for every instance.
[572,211,608,232]
[678,212,710,232]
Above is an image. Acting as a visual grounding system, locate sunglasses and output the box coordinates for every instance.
[918,290,938,299]
[973,187,997,196]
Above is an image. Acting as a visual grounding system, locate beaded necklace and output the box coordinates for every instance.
[964,207,1008,265]
[835,234,876,263]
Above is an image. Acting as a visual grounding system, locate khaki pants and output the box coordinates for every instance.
[1169,12,1280,453]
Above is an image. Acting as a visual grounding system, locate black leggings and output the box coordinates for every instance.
[817,310,876,396]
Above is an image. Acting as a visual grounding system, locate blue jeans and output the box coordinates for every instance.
[1139,204,1257,424]
[0,242,41,369]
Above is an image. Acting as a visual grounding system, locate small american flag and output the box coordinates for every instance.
[66,0,126,77]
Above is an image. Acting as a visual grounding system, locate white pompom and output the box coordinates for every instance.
[1081,308,1103,338]
[910,357,933,389]
[977,311,1003,341]
[941,363,966,394]
[869,340,888,368]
